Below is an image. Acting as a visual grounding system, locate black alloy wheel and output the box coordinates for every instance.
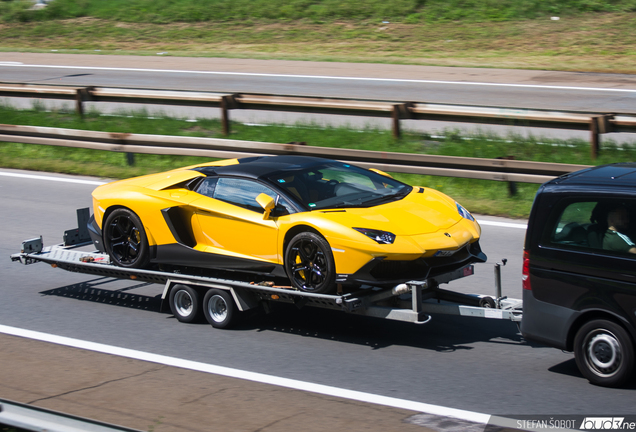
[103,208,150,269]
[285,232,336,294]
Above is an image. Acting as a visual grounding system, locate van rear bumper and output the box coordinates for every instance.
[520,290,579,351]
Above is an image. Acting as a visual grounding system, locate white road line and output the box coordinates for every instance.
[0,171,107,186]
[0,171,528,228]
[0,324,491,424]
[478,220,527,230]
[3,63,636,93]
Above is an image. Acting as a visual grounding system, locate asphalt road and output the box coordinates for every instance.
[2,169,635,421]
[2,53,636,142]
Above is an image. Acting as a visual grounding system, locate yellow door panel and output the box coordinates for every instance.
[192,197,280,263]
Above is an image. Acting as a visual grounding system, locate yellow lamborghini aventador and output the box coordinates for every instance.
[88,155,485,293]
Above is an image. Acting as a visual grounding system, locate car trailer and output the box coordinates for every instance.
[11,209,522,329]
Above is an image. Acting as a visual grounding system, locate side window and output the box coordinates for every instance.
[547,199,636,256]
[209,177,293,214]
[196,178,217,198]
[550,201,596,247]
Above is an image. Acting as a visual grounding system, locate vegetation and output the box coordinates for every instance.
[1,103,634,218]
[2,0,636,23]
[0,1,635,72]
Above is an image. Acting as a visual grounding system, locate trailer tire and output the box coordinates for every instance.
[169,284,202,323]
[285,231,336,294]
[103,208,150,269]
[574,319,634,387]
[203,289,238,329]
[479,297,496,308]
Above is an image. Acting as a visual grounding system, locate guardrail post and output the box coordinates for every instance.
[221,95,238,136]
[392,103,413,139]
[496,156,518,196]
[75,87,95,118]
[75,88,87,117]
[111,132,135,166]
[590,114,613,160]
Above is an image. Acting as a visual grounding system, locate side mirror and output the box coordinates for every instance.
[256,193,276,219]
[369,168,394,178]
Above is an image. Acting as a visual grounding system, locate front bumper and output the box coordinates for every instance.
[336,240,487,286]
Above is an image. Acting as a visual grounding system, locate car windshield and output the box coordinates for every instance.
[268,162,412,210]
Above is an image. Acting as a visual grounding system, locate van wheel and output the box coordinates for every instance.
[574,319,634,387]
[203,289,238,329]
[169,285,201,323]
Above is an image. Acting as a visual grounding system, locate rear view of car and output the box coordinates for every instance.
[521,163,636,387]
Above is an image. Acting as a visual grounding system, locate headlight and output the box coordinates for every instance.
[456,202,475,221]
[353,228,396,244]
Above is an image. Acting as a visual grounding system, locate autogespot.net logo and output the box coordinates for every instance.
[580,418,636,430]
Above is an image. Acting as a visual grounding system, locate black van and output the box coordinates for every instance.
[521,163,636,387]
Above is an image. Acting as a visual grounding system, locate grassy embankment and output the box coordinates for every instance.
[1,0,635,217]
[0,0,635,72]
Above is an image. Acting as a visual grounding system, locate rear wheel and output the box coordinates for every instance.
[169,284,201,323]
[203,289,238,329]
[284,232,336,294]
[103,208,149,269]
[574,319,635,387]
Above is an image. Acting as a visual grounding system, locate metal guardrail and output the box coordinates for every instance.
[0,124,591,183]
[1,82,636,159]
[0,398,142,432]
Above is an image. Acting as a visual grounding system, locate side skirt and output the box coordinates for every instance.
[151,243,287,278]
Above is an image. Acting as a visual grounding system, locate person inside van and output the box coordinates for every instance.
[604,206,636,254]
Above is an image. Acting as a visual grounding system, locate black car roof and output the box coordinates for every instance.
[548,163,636,188]
[192,156,337,179]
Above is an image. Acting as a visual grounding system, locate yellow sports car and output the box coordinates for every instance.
[88,156,486,293]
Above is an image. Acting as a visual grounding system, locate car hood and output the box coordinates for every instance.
[315,188,466,236]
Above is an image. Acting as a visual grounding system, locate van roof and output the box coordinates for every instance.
[549,163,636,188]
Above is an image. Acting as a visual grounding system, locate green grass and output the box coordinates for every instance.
[1,103,634,218]
[1,1,635,73]
[3,0,636,23]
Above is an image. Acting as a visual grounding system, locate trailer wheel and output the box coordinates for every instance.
[103,208,150,269]
[574,319,634,387]
[479,297,496,308]
[203,289,238,329]
[169,284,201,323]
[284,232,336,294]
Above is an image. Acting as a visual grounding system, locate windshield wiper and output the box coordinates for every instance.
[360,187,411,206]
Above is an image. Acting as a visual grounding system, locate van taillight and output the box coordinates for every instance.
[522,250,531,290]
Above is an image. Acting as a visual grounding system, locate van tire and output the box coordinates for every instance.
[574,319,634,387]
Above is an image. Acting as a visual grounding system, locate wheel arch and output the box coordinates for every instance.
[566,309,636,352]
[282,224,322,258]
[101,204,157,247]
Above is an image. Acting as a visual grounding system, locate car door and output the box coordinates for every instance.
[190,177,286,264]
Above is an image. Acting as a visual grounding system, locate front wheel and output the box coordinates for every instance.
[574,319,635,387]
[103,208,150,269]
[203,289,238,329]
[284,232,336,294]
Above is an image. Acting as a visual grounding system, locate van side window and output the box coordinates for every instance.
[550,201,596,247]
[548,199,636,256]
